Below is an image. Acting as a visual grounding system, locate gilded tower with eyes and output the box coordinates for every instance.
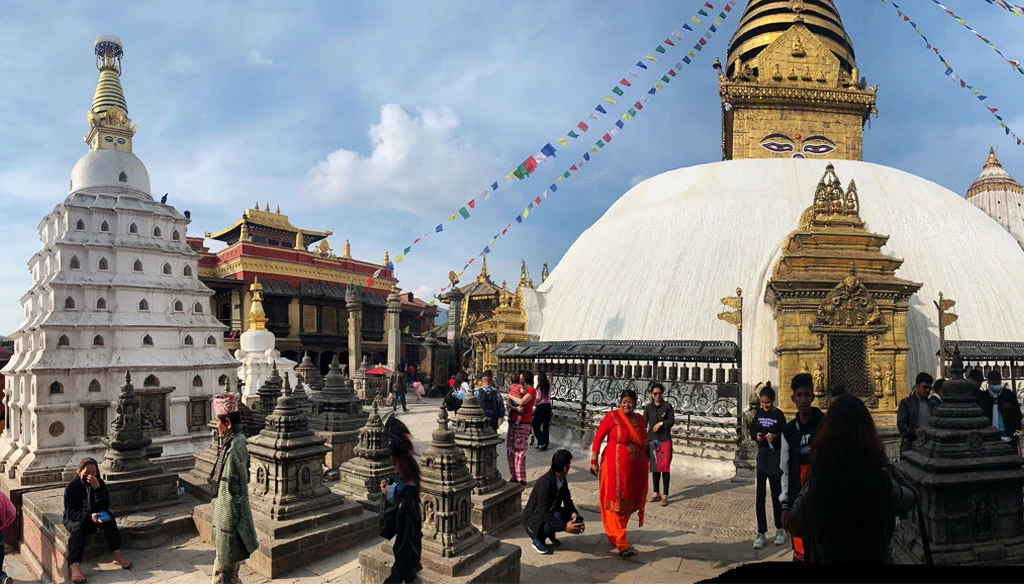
[717,0,877,160]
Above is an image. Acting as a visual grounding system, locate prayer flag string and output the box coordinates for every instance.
[930,0,1024,73]
[882,1,1024,149]
[431,0,735,297]
[389,0,734,271]
[983,0,1024,16]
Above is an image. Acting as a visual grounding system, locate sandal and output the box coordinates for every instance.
[114,559,133,570]
[648,494,661,503]
[619,547,638,559]
[659,498,668,507]
[72,576,88,584]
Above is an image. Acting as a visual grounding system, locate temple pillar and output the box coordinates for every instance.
[347,286,363,379]
[193,372,375,578]
[359,406,521,583]
[453,394,522,535]
[446,287,465,374]
[386,287,401,373]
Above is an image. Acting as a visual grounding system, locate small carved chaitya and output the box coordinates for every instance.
[766,164,921,420]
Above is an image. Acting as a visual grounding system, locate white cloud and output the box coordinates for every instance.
[413,284,434,300]
[167,51,194,75]
[247,49,273,68]
[304,104,503,215]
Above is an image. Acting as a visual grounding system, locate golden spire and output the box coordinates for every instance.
[519,259,529,287]
[239,222,250,242]
[275,205,281,214]
[382,251,390,267]
[294,229,305,250]
[343,239,352,259]
[264,202,270,212]
[254,201,259,210]
[477,256,490,283]
[85,36,136,153]
[249,277,268,331]
[726,0,856,77]
[984,146,1001,169]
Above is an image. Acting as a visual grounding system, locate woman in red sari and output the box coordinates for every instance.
[590,389,649,558]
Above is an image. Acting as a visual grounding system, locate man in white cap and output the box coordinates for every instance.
[210,392,258,583]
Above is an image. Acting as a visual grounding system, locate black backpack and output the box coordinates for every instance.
[478,388,505,423]
[444,390,463,413]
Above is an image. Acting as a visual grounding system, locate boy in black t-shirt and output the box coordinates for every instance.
[779,374,825,562]
[750,384,787,549]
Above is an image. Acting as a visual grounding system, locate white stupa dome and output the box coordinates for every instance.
[528,159,1024,387]
[69,149,151,198]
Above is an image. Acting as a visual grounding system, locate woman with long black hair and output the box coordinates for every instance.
[787,394,916,563]
[379,416,422,583]
[532,372,553,451]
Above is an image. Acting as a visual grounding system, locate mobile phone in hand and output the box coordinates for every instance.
[95,511,112,522]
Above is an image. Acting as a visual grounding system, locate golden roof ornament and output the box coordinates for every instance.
[294,229,305,250]
[86,35,136,152]
[984,146,1001,169]
[477,256,490,283]
[382,251,390,267]
[264,202,270,212]
[249,276,268,331]
[343,239,352,259]
[275,205,281,214]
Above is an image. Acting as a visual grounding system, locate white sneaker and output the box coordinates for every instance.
[753,533,766,550]
[774,529,786,546]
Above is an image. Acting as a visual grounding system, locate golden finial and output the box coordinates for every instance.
[477,256,489,282]
[382,251,390,267]
[249,276,267,331]
[86,35,135,152]
[239,222,250,242]
[264,202,270,212]
[254,201,259,210]
[343,239,352,259]
[294,230,304,250]
[984,146,1002,169]
[275,205,281,214]
[519,259,530,288]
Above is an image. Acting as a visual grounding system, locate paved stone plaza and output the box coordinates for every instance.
[2,398,788,583]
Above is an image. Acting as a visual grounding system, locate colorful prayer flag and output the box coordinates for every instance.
[597,140,605,148]
[655,81,664,90]
[458,207,470,219]
[558,137,569,147]
[448,213,457,221]
[491,182,499,190]
[668,69,677,77]
[628,108,637,116]
[645,53,657,62]
[655,45,666,54]
[604,95,617,104]
[395,254,403,263]
[596,104,608,115]
[636,60,648,70]
[616,119,625,128]
[562,171,570,178]
[550,184,558,192]
[578,121,590,132]
[436,224,443,233]
[620,78,632,87]
[612,86,624,96]
[568,130,580,139]
[683,23,693,31]
[664,38,675,47]
[583,152,591,161]
[404,246,411,254]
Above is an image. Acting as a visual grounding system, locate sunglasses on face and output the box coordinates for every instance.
[652,392,662,396]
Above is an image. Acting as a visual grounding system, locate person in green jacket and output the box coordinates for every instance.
[210,392,258,583]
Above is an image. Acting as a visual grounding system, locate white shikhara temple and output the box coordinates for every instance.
[0,36,237,486]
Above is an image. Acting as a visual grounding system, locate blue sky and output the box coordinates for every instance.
[1,0,1023,335]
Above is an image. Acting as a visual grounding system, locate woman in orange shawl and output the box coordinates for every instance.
[590,389,649,558]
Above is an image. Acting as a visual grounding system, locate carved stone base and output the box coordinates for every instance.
[470,483,522,536]
[316,429,360,476]
[21,487,197,583]
[335,456,393,511]
[893,519,1024,566]
[358,534,521,584]
[194,496,376,579]
[731,439,758,484]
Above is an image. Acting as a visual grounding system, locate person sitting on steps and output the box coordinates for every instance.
[64,457,132,583]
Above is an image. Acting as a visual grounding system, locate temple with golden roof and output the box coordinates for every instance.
[190,207,439,378]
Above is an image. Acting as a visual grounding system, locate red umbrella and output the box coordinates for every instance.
[366,365,393,375]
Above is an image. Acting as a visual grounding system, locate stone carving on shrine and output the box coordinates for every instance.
[892,348,1024,565]
[359,405,521,582]
[193,364,375,578]
[452,394,522,534]
[309,354,366,478]
[295,351,324,392]
[336,400,393,509]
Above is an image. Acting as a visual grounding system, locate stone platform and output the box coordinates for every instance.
[20,486,198,583]
[316,428,359,479]
[193,493,376,578]
[358,535,522,584]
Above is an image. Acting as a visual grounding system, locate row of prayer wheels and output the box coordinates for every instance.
[496,359,739,384]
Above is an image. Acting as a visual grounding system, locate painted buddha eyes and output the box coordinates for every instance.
[761,141,794,153]
[759,133,836,157]
[803,143,835,155]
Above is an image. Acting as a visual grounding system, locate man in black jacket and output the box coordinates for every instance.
[978,370,1023,443]
[522,449,585,555]
[896,372,935,453]
[63,457,131,583]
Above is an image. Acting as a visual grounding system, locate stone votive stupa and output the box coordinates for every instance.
[309,354,366,478]
[335,400,393,510]
[359,405,522,583]
[180,380,257,502]
[453,393,522,535]
[295,351,325,392]
[193,365,375,578]
[892,347,1024,565]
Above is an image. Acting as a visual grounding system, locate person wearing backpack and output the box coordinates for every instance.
[507,371,537,488]
[476,371,505,432]
[444,371,471,413]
